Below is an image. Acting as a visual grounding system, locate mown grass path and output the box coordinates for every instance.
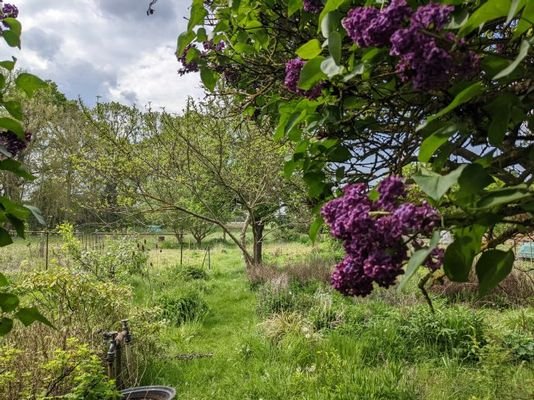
[145,248,258,399]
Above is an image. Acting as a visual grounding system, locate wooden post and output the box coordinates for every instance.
[180,241,183,267]
[208,247,211,270]
[45,231,49,270]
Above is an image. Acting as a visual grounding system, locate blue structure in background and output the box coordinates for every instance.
[147,225,163,233]
[518,242,534,260]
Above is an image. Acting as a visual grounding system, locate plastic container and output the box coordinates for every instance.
[121,386,176,400]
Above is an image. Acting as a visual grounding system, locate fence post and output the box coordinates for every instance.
[208,247,211,270]
[180,242,183,267]
[45,230,49,270]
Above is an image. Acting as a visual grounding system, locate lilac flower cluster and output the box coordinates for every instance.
[1,3,18,19]
[303,0,322,14]
[177,44,200,76]
[342,0,411,47]
[203,39,225,52]
[0,131,31,157]
[322,176,441,297]
[342,1,479,90]
[284,57,322,99]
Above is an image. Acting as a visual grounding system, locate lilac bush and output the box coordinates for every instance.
[322,177,441,296]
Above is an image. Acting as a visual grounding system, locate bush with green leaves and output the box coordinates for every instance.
[0,338,120,399]
[57,223,148,279]
[157,288,209,326]
[13,265,132,339]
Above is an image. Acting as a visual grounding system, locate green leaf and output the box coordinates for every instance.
[328,31,342,64]
[200,67,218,91]
[0,57,17,71]
[319,0,349,25]
[476,249,514,296]
[420,82,485,128]
[296,39,322,60]
[0,227,13,247]
[298,56,326,90]
[413,165,467,202]
[303,171,326,197]
[0,292,19,312]
[0,273,8,287]
[3,100,23,120]
[457,164,494,196]
[0,159,35,180]
[477,187,532,209]
[459,0,511,36]
[418,122,459,162]
[485,94,517,145]
[493,40,530,80]
[443,225,486,282]
[288,0,303,17]
[0,317,13,336]
[25,205,46,225]
[309,216,324,242]
[2,18,21,48]
[15,307,54,328]
[15,73,48,97]
[188,0,207,31]
[0,196,30,220]
[398,231,441,292]
[328,144,351,162]
[0,117,24,139]
[513,0,534,38]
[177,30,196,56]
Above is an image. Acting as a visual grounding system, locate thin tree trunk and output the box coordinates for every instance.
[252,221,264,265]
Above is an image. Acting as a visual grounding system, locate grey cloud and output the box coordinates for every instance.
[95,0,177,22]
[120,90,139,104]
[49,61,117,105]
[23,27,63,60]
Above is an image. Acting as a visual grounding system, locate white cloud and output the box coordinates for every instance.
[1,0,202,109]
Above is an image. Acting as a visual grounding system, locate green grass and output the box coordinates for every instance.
[125,243,534,400]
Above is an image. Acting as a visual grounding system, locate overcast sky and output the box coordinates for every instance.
[3,0,203,112]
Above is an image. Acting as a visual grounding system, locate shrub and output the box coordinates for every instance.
[14,266,132,340]
[181,265,209,281]
[157,289,209,326]
[0,338,120,400]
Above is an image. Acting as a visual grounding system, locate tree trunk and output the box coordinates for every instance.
[252,221,264,265]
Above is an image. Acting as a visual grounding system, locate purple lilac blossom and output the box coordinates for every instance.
[343,0,411,47]
[0,131,31,157]
[303,0,322,14]
[2,3,18,19]
[284,58,305,93]
[322,176,441,296]
[177,44,199,75]
[411,2,454,29]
